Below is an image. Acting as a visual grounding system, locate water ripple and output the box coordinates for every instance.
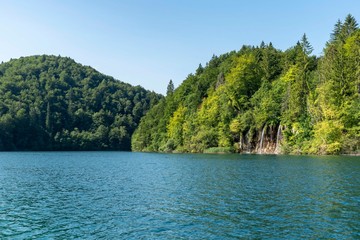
[0,152,359,239]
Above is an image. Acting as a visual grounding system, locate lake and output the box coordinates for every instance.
[0,152,359,239]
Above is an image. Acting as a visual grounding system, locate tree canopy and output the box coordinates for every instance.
[132,15,359,155]
[0,55,161,150]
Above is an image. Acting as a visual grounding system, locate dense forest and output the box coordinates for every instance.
[132,15,360,155]
[0,55,161,150]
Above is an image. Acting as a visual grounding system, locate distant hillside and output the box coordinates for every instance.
[132,15,360,155]
[0,55,162,150]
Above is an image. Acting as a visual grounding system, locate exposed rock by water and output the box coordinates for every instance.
[238,125,283,154]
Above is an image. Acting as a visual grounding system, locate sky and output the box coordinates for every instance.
[1,0,360,94]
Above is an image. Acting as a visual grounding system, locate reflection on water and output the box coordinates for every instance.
[0,152,359,239]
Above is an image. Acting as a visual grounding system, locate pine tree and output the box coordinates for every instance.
[330,19,343,42]
[196,63,204,75]
[166,79,174,96]
[300,33,313,55]
[342,14,358,39]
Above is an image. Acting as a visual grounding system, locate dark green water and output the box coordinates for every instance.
[0,152,359,239]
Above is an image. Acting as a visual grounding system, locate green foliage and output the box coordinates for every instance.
[204,147,234,154]
[167,105,187,149]
[0,55,161,150]
[313,17,360,155]
[166,79,174,96]
[225,53,262,111]
[131,15,359,155]
[309,120,344,154]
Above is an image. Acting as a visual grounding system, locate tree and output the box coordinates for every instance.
[300,33,313,55]
[196,63,204,75]
[0,55,162,151]
[133,15,358,155]
[330,19,343,42]
[167,105,187,149]
[341,14,358,40]
[166,79,174,96]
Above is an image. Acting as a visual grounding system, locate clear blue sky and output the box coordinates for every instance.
[1,0,360,94]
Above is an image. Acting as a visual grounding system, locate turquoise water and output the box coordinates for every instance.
[0,152,359,239]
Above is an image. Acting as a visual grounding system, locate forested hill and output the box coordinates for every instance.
[0,55,161,150]
[132,15,360,155]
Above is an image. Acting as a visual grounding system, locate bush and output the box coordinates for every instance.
[204,147,234,154]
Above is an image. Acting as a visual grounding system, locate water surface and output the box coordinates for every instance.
[0,152,359,239]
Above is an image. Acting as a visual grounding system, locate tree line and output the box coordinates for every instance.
[132,15,360,155]
[0,55,161,150]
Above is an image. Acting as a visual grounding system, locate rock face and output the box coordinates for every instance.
[238,125,283,154]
